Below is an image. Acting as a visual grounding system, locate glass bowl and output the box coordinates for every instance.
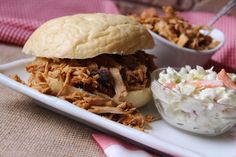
[151,68,236,136]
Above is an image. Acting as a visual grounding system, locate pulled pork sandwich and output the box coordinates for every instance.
[16,13,157,130]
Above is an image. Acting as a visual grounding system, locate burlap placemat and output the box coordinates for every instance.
[0,44,105,157]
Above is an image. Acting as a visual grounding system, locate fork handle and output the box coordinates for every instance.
[208,0,236,26]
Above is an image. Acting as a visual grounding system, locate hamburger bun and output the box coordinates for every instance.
[23,13,154,59]
[23,13,155,108]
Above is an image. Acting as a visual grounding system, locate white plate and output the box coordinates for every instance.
[0,58,236,157]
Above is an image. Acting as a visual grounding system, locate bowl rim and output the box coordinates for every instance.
[149,28,225,55]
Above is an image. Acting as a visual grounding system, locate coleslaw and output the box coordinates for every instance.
[151,66,236,135]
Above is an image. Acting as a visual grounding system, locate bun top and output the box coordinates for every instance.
[23,13,154,59]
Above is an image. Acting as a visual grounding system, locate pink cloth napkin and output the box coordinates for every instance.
[92,126,236,157]
[92,133,162,157]
[0,0,119,46]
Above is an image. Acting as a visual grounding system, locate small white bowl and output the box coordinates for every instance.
[146,28,225,68]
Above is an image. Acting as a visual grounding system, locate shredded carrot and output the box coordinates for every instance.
[217,69,236,90]
[189,80,223,89]
[164,82,176,88]
[165,80,224,90]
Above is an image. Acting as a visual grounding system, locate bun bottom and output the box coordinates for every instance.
[48,76,152,108]
[124,88,152,108]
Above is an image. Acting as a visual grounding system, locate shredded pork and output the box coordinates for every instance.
[109,67,128,100]
[14,51,156,130]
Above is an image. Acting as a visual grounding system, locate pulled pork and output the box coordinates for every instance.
[15,51,156,130]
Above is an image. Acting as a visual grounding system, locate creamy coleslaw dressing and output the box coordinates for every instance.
[152,66,236,135]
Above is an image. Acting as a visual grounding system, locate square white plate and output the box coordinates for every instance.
[0,58,236,157]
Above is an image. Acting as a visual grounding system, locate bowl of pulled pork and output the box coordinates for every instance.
[131,6,224,68]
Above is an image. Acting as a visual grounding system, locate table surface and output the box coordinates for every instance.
[0,43,105,157]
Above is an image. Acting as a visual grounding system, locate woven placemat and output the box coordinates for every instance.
[0,44,105,157]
